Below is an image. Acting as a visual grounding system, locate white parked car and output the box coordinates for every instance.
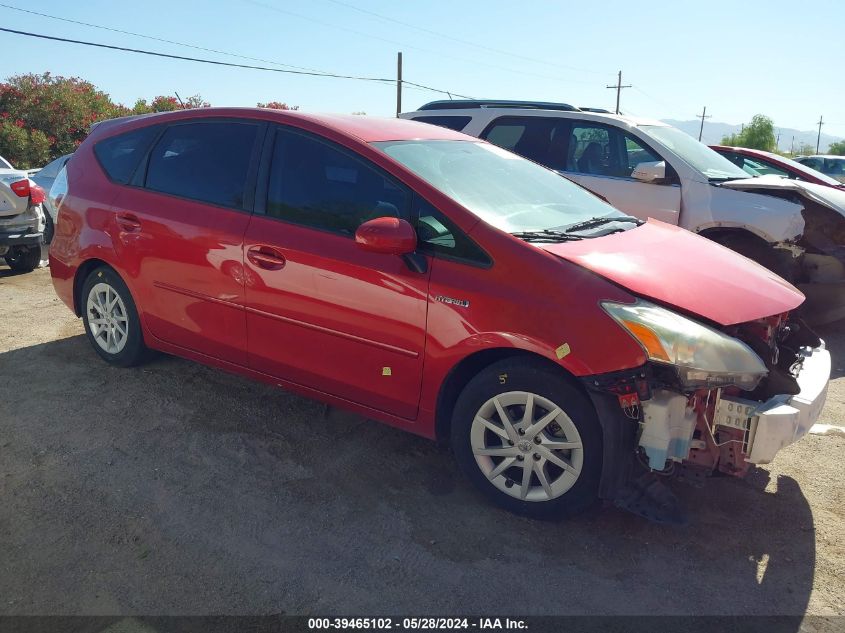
[0,154,49,272]
[793,155,845,184]
[401,101,845,323]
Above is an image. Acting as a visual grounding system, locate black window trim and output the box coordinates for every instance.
[123,117,268,214]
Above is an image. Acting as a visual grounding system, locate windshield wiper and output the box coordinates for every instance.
[561,215,643,234]
[510,230,584,243]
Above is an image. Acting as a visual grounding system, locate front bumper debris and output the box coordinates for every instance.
[712,342,831,463]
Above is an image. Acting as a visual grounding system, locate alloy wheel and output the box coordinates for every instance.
[470,391,584,502]
[86,282,129,354]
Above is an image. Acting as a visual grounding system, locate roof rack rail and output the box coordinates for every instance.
[579,107,612,113]
[417,100,580,112]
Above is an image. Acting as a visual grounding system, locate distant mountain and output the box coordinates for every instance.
[662,119,843,153]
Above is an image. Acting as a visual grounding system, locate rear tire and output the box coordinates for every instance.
[450,357,602,519]
[4,246,41,273]
[81,266,149,367]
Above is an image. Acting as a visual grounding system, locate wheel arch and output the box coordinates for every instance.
[73,258,115,316]
[433,347,591,444]
[695,223,779,246]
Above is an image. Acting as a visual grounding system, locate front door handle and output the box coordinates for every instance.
[247,245,286,270]
[116,212,142,232]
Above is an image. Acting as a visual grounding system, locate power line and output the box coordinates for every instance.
[0,27,474,99]
[243,0,599,86]
[319,0,606,76]
[0,2,324,74]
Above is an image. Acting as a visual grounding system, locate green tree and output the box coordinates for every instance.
[828,140,845,156]
[720,114,776,151]
[0,72,127,167]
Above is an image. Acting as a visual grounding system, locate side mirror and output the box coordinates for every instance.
[354,217,417,255]
[632,160,666,183]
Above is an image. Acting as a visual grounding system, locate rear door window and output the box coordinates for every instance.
[265,128,411,236]
[94,126,161,184]
[481,116,564,165]
[145,120,260,209]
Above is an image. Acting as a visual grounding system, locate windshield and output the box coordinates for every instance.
[641,126,750,181]
[373,140,626,233]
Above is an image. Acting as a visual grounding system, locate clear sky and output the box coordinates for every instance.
[1,0,843,138]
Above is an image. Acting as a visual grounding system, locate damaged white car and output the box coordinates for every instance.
[401,101,845,323]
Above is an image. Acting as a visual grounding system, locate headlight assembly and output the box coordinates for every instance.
[602,299,768,391]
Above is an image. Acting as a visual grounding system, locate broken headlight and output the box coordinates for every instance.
[602,299,768,391]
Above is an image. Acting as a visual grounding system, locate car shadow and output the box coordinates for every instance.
[0,335,818,619]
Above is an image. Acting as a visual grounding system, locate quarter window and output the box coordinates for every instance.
[145,121,259,209]
[415,198,490,266]
[95,125,161,184]
[266,129,411,235]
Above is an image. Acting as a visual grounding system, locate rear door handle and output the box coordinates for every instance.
[247,245,286,270]
[116,212,141,232]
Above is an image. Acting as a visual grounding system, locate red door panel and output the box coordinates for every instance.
[243,217,430,419]
[110,187,251,365]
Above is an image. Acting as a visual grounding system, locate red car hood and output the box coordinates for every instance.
[539,220,804,326]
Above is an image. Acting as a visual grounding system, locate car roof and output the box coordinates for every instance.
[407,101,667,128]
[711,145,777,158]
[93,108,471,144]
[804,154,845,159]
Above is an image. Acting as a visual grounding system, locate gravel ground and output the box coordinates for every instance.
[0,265,843,617]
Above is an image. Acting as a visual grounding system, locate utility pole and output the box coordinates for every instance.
[816,115,824,153]
[791,135,795,155]
[776,130,781,149]
[606,70,631,115]
[395,51,403,118]
[697,106,711,141]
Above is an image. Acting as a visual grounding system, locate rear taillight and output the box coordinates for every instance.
[10,180,30,197]
[8,179,45,205]
[29,184,46,205]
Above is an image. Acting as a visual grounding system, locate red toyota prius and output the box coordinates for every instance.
[49,108,830,522]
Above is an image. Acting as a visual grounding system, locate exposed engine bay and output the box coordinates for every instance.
[588,315,831,523]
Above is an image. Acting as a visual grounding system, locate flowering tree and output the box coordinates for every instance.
[132,94,211,114]
[257,101,299,110]
[0,72,127,168]
[0,72,214,168]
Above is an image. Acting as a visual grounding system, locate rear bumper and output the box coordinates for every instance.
[0,230,42,247]
[713,342,831,464]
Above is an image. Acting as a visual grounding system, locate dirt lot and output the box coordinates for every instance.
[1,265,843,617]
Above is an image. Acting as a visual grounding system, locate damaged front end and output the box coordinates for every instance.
[583,304,831,524]
[721,178,845,324]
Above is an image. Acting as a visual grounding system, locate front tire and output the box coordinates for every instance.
[451,357,602,519]
[81,266,149,367]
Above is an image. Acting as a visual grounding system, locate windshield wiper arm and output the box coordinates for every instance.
[510,230,584,243]
[562,216,643,233]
